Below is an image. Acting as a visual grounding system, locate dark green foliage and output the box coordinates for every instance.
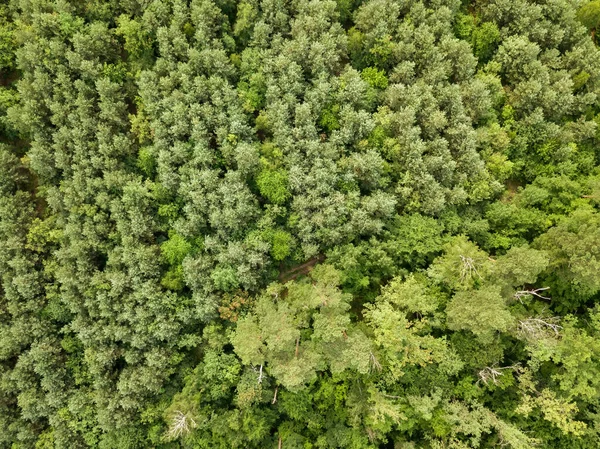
[472,22,501,61]
[0,4,15,70]
[456,14,501,62]
[578,1,600,34]
[2,0,600,447]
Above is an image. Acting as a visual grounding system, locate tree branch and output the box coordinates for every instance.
[257,364,265,384]
[514,287,551,303]
[518,317,562,339]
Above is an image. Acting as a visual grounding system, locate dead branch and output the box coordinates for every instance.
[167,410,197,440]
[477,365,516,386]
[257,364,265,384]
[272,386,278,404]
[278,254,326,283]
[518,317,562,340]
[514,287,551,303]
[366,427,376,443]
[382,393,402,399]
[460,255,482,282]
[369,352,382,373]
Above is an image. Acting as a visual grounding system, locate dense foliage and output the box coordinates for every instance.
[1,0,600,447]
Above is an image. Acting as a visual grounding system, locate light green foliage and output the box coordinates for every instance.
[136,147,156,178]
[327,213,444,295]
[361,67,388,89]
[25,218,62,253]
[428,236,492,290]
[161,265,185,291]
[455,13,476,41]
[232,265,371,390]
[455,14,501,62]
[318,103,341,132]
[116,15,152,59]
[378,274,439,315]
[492,245,549,288]
[364,298,449,379]
[211,264,240,292]
[161,232,193,266]
[256,168,290,204]
[445,288,513,342]
[269,229,292,261]
[472,22,501,61]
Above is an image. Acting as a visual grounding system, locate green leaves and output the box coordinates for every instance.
[492,245,549,288]
[578,1,600,33]
[361,67,388,89]
[378,274,439,315]
[256,168,290,205]
[428,236,492,291]
[232,265,361,391]
[535,208,600,304]
[115,15,153,66]
[446,288,513,343]
[456,13,502,62]
[161,232,193,266]
[4,0,600,447]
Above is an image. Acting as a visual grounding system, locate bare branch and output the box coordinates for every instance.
[272,386,278,404]
[514,287,551,303]
[518,317,562,340]
[477,365,517,386]
[167,410,197,440]
[257,364,265,384]
[460,255,482,282]
[369,351,382,373]
[382,393,402,399]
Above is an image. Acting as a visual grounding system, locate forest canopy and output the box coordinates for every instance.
[1,0,600,447]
